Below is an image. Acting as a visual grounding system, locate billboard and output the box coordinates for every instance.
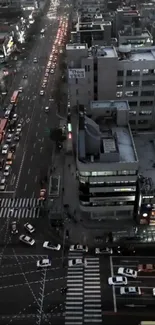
[68,68,85,79]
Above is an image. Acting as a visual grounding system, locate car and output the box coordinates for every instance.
[0,159,4,169]
[118,267,137,278]
[24,222,35,233]
[39,188,46,200]
[40,90,44,95]
[45,73,48,77]
[95,247,113,255]
[46,68,50,73]
[0,178,6,191]
[14,134,20,141]
[4,165,10,177]
[10,144,16,152]
[18,87,23,92]
[16,123,22,132]
[12,114,17,121]
[37,259,51,268]
[43,79,47,83]
[2,144,9,154]
[108,276,128,286]
[11,221,18,235]
[138,264,155,273]
[33,58,37,63]
[42,83,46,88]
[68,258,87,267]
[19,234,35,246]
[153,288,155,296]
[23,75,28,79]
[69,244,88,252]
[6,134,12,143]
[43,242,61,250]
[50,69,54,74]
[45,106,49,113]
[4,110,10,119]
[120,287,141,296]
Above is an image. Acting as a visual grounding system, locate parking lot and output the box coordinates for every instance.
[111,255,155,315]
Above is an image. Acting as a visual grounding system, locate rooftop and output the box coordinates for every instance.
[88,45,117,58]
[119,28,151,38]
[78,100,138,164]
[66,43,87,50]
[134,133,155,192]
[117,46,155,61]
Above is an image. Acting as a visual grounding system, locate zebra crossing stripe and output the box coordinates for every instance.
[0,198,39,208]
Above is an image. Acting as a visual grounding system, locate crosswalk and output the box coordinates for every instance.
[65,252,102,325]
[0,198,40,219]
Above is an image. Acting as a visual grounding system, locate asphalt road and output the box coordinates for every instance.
[4,3,64,198]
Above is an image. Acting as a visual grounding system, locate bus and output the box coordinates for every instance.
[10,90,19,104]
[0,118,7,140]
[49,176,61,197]
[140,322,155,325]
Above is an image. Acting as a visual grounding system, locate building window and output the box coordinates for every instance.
[88,78,91,84]
[76,89,79,95]
[127,69,140,76]
[140,101,153,107]
[88,90,91,96]
[129,111,136,115]
[125,91,138,97]
[85,65,87,72]
[139,111,152,116]
[88,65,90,72]
[129,101,137,107]
[143,69,149,75]
[138,120,148,125]
[142,80,155,86]
[127,70,132,76]
[126,81,139,87]
[117,70,123,76]
[141,90,154,97]
[117,81,123,87]
[116,91,122,98]
[76,78,78,84]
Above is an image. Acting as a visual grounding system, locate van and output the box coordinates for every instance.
[6,152,13,165]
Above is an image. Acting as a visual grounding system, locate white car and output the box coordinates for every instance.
[0,178,6,191]
[45,73,48,77]
[69,244,88,252]
[4,110,10,118]
[40,90,44,95]
[19,234,35,246]
[6,134,12,143]
[120,287,141,296]
[50,69,54,73]
[24,222,35,233]
[108,276,128,286]
[33,58,38,63]
[43,242,61,250]
[68,258,87,267]
[4,165,10,176]
[12,114,17,121]
[16,124,22,133]
[19,87,23,92]
[45,106,49,112]
[2,144,9,154]
[95,247,113,255]
[118,267,137,278]
[37,259,51,268]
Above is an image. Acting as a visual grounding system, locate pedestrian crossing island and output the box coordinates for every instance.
[0,198,40,219]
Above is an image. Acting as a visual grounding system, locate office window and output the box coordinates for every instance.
[76,89,79,95]
[76,78,78,84]
[129,101,137,107]
[143,69,149,75]
[117,81,123,87]
[142,80,155,86]
[117,70,123,76]
[138,120,148,125]
[88,78,91,84]
[129,111,136,115]
[141,90,154,97]
[126,81,139,87]
[85,65,87,72]
[127,70,132,76]
[88,65,90,72]
[116,91,122,98]
[139,111,152,116]
[88,90,91,96]
[132,69,140,76]
[125,91,138,97]
[140,101,153,107]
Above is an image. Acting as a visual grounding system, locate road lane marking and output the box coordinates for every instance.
[15,151,26,192]
[24,184,27,191]
[36,131,38,136]
[38,122,40,127]
[35,176,38,183]
[10,174,16,186]
[110,256,117,313]
[31,155,33,161]
[0,275,66,289]
[33,143,36,148]
[28,169,31,174]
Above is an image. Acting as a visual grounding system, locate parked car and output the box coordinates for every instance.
[69,244,88,252]
[19,235,35,246]
[120,287,141,296]
[24,222,35,233]
[68,258,87,267]
[108,276,128,286]
[37,259,51,268]
[118,267,137,278]
[95,247,113,255]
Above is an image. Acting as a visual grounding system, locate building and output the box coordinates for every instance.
[66,43,155,130]
[115,7,141,36]
[71,15,111,47]
[118,27,153,48]
[77,100,139,221]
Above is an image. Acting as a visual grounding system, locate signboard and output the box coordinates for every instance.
[68,69,85,79]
